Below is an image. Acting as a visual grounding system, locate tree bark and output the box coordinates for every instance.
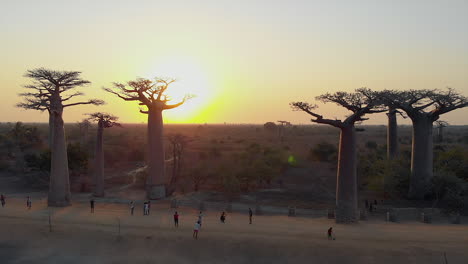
[409,116,433,199]
[48,111,55,150]
[93,120,105,197]
[387,107,399,159]
[146,108,166,199]
[335,125,358,223]
[48,109,71,206]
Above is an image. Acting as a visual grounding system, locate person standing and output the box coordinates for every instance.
[147,200,151,215]
[220,211,226,223]
[27,196,32,210]
[130,201,135,216]
[143,202,148,215]
[327,227,334,240]
[90,199,95,213]
[1,194,5,208]
[249,208,253,224]
[193,221,201,239]
[198,211,203,227]
[174,211,179,227]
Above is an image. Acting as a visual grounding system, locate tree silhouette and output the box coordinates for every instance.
[435,120,449,143]
[380,88,467,199]
[86,112,120,197]
[77,119,91,147]
[104,78,193,199]
[167,133,190,194]
[291,88,385,223]
[17,68,104,206]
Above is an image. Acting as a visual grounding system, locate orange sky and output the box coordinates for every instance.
[1,0,467,125]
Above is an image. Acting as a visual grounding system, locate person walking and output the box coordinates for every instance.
[193,221,201,239]
[130,201,135,216]
[174,211,179,227]
[147,200,151,215]
[198,211,203,227]
[90,199,95,213]
[27,196,32,210]
[143,202,148,215]
[220,211,226,223]
[249,208,253,224]
[1,194,5,208]
[327,227,335,240]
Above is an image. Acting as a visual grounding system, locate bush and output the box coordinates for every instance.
[432,172,467,214]
[309,142,337,162]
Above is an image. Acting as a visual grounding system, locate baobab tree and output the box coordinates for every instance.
[380,88,467,199]
[104,78,192,199]
[17,68,104,206]
[291,88,385,223]
[277,120,291,141]
[386,107,398,159]
[435,120,449,143]
[77,119,91,146]
[167,133,190,193]
[86,113,120,197]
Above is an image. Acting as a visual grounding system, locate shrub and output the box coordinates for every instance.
[309,142,337,162]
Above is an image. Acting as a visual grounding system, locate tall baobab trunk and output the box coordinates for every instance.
[147,108,166,199]
[48,110,55,149]
[335,125,358,223]
[94,120,105,197]
[409,117,433,199]
[48,109,71,206]
[387,107,399,159]
[437,126,444,142]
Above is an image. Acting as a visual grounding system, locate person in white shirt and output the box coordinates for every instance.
[193,221,201,239]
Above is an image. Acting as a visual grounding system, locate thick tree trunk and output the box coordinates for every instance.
[437,126,443,143]
[48,110,71,206]
[335,126,358,223]
[146,108,166,199]
[387,107,399,159]
[409,117,433,199]
[93,121,104,197]
[48,111,55,150]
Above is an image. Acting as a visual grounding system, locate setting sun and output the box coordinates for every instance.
[142,56,215,123]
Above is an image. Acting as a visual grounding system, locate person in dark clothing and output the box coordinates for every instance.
[249,208,253,224]
[27,196,32,209]
[220,211,226,223]
[327,227,334,240]
[1,194,5,208]
[365,199,368,209]
[374,200,377,205]
[147,200,151,215]
[174,211,179,227]
[130,201,135,216]
[90,199,95,213]
[369,203,373,212]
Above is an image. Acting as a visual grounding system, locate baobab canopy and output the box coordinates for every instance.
[104,78,193,199]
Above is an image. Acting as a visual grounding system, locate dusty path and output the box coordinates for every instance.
[0,198,467,263]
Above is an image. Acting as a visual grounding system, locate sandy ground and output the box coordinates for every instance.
[0,197,467,264]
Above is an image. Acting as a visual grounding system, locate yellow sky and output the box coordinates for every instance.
[1,0,467,125]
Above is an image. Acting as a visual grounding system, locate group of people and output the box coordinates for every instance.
[0,195,31,209]
[365,199,383,213]
[3,195,336,241]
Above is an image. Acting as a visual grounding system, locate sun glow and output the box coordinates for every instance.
[142,56,215,123]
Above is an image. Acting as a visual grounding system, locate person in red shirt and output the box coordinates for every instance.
[173,211,179,227]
